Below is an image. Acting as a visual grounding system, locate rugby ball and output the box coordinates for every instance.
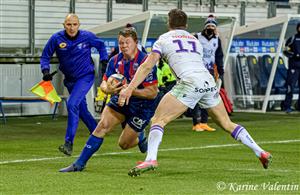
[107,73,127,87]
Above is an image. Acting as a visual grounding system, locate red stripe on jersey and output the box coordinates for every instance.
[113,54,118,69]
[129,50,140,79]
[142,80,158,87]
[103,74,108,81]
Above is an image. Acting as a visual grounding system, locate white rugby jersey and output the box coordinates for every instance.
[152,29,207,79]
[196,32,219,70]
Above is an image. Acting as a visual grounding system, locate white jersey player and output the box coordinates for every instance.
[119,9,272,177]
[151,29,219,109]
[152,30,207,78]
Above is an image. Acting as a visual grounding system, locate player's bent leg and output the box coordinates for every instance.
[93,106,125,137]
[118,126,148,153]
[129,94,188,177]
[149,93,187,160]
[206,101,236,133]
[151,93,188,126]
[118,126,139,150]
[207,101,272,169]
[60,106,123,172]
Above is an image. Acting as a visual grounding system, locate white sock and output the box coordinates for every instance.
[145,125,164,161]
[231,125,264,157]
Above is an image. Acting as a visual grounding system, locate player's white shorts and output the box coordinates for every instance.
[170,71,221,109]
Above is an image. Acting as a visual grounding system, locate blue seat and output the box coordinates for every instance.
[273,57,287,94]
[258,55,276,94]
[233,55,244,95]
[246,55,260,94]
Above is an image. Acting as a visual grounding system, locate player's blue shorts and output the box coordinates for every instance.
[107,95,158,132]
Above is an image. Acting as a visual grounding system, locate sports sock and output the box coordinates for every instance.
[231,125,264,157]
[75,134,103,167]
[138,130,145,144]
[145,125,164,161]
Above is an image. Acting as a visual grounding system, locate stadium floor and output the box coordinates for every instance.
[0,112,299,194]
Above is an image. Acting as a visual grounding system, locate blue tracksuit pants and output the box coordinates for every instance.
[64,74,97,143]
[283,68,300,110]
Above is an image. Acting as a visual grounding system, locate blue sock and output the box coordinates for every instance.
[138,130,147,153]
[138,130,145,144]
[75,134,103,167]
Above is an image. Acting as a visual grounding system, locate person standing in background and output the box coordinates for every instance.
[282,22,300,113]
[40,14,108,156]
[191,15,224,132]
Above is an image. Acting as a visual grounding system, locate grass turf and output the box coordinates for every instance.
[0,112,299,194]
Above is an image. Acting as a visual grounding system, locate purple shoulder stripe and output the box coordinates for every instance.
[152,50,161,56]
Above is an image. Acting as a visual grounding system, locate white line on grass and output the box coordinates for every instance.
[227,168,300,173]
[0,139,299,165]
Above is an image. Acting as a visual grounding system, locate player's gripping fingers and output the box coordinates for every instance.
[107,82,121,94]
[118,90,126,106]
[122,83,128,88]
[114,85,123,94]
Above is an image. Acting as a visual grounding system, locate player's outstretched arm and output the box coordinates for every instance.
[119,52,160,106]
[132,85,158,100]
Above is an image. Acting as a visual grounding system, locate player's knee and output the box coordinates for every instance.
[93,121,110,137]
[118,141,130,150]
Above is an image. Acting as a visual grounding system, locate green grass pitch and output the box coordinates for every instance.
[0,112,299,194]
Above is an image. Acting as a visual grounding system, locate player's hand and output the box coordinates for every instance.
[106,82,123,94]
[42,72,53,81]
[118,86,134,106]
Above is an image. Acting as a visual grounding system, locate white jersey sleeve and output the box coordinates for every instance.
[152,30,207,79]
[152,38,163,55]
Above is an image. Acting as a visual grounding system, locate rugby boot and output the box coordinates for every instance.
[128,160,158,177]
[198,123,216,132]
[259,151,272,169]
[59,163,84,172]
[285,108,293,113]
[58,141,73,156]
[192,124,204,132]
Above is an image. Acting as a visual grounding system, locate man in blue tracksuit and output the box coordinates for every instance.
[282,22,300,113]
[40,14,108,155]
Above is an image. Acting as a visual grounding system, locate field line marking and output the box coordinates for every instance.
[226,168,300,173]
[0,139,299,165]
